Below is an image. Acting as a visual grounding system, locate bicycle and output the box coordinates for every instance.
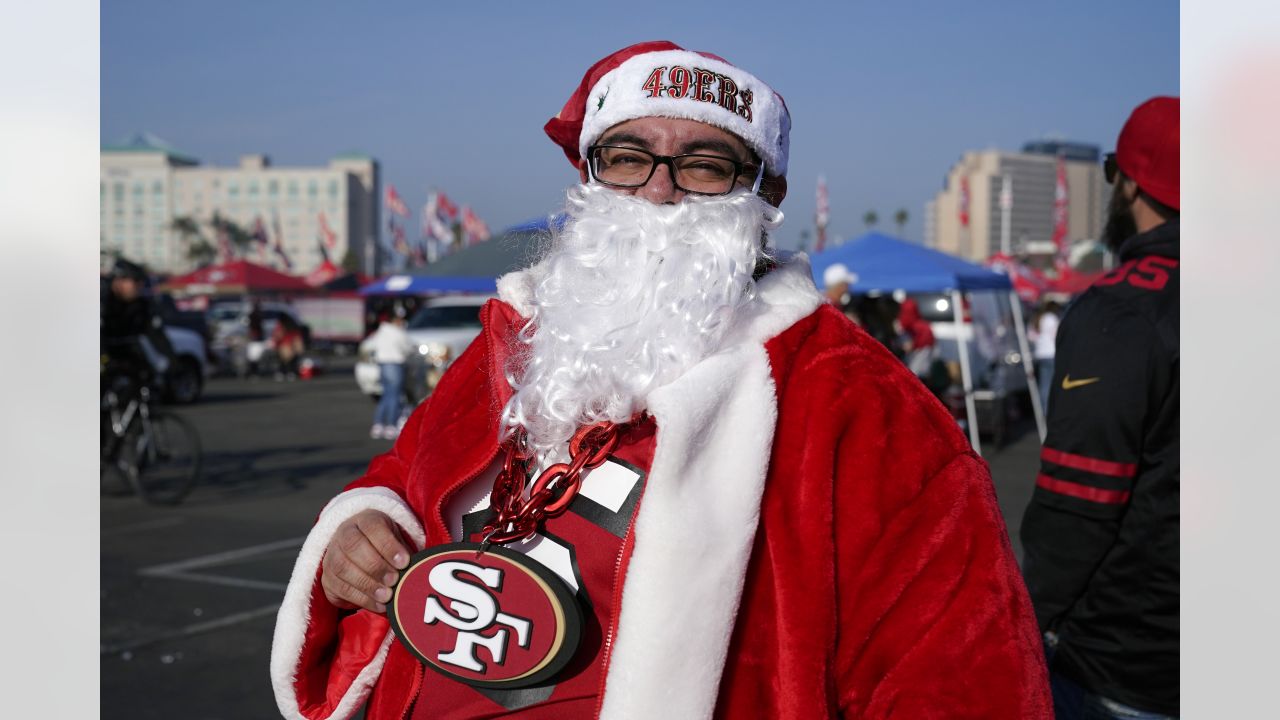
[101,366,203,506]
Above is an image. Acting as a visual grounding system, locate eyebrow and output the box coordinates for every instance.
[596,132,749,163]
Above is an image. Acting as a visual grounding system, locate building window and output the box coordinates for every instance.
[132,182,144,196]
[152,180,164,194]
[248,181,260,197]
[228,181,240,197]
[114,182,125,199]
[327,180,339,197]
[288,180,298,198]
[307,180,318,198]
[268,179,279,196]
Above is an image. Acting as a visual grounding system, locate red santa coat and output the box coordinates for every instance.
[271,258,1051,719]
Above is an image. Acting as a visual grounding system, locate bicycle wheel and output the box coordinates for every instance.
[127,411,202,505]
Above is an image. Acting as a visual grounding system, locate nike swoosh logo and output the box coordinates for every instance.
[1062,375,1101,390]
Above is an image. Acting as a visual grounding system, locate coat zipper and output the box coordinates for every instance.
[591,518,637,720]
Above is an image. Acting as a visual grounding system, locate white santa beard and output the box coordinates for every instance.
[500,183,782,454]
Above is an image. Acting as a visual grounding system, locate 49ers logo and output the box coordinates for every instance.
[389,544,582,689]
[640,65,754,123]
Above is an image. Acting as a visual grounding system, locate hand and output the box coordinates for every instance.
[320,509,412,613]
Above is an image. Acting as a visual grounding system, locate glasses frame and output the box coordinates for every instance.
[586,144,758,197]
[1103,152,1119,185]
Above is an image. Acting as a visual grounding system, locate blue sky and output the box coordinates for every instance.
[101,1,1179,252]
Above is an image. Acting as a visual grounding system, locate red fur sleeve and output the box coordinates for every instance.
[833,446,1052,718]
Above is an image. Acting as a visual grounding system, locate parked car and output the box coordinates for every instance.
[355,294,493,402]
[162,325,211,403]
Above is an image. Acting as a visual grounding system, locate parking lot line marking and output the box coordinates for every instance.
[102,517,185,536]
[101,603,282,656]
[138,536,305,575]
[153,571,288,592]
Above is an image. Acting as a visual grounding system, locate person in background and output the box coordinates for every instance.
[101,258,176,398]
[271,313,306,381]
[1029,300,1061,413]
[246,301,267,378]
[896,297,937,378]
[369,306,413,440]
[1020,96,1180,719]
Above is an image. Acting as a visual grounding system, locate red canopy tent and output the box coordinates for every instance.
[160,260,311,296]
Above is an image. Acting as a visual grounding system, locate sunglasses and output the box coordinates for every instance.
[1104,153,1119,184]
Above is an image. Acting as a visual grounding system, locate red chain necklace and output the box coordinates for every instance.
[478,419,630,552]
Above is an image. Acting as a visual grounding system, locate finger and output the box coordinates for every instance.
[355,512,412,570]
[330,531,400,592]
[321,564,386,614]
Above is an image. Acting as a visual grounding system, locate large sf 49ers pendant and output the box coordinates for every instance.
[388,542,583,689]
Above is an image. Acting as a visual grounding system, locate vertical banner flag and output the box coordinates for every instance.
[252,216,271,263]
[386,184,410,218]
[272,212,293,271]
[1051,154,1070,273]
[390,218,410,257]
[959,176,971,227]
[422,192,453,257]
[815,175,829,252]
[318,212,338,248]
[213,212,234,262]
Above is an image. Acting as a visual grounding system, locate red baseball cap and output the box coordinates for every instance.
[1115,96,1179,210]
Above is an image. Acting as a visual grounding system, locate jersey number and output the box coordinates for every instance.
[1094,256,1178,291]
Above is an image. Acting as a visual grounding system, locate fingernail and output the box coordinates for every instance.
[374,602,386,613]
[374,587,392,603]
[393,552,408,568]
[383,572,399,587]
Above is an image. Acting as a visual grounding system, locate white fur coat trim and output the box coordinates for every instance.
[578,49,791,176]
[270,486,427,720]
[501,254,822,719]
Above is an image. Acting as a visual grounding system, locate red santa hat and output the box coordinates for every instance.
[545,41,791,177]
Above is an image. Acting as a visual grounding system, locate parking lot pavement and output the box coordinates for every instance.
[100,361,1041,719]
[101,360,388,720]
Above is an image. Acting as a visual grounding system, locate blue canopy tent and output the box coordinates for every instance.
[809,232,1044,452]
[809,232,1012,293]
[359,216,563,297]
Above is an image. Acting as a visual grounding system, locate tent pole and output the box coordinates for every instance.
[952,289,981,454]
[1009,290,1046,441]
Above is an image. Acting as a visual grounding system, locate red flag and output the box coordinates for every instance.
[385,184,409,218]
[461,206,491,245]
[318,212,337,248]
[1051,154,1070,273]
[437,192,459,221]
[958,176,970,228]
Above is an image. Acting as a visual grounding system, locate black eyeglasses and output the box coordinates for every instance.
[1104,152,1119,184]
[586,145,757,196]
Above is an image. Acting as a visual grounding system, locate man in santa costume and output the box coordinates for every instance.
[271,41,1051,719]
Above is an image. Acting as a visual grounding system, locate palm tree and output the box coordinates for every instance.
[893,208,909,235]
[862,210,879,230]
[172,215,215,267]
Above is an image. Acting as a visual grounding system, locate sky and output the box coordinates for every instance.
[101,1,1179,253]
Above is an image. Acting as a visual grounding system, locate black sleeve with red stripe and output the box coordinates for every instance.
[1018,294,1153,630]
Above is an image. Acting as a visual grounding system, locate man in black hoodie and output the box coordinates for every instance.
[1020,97,1180,719]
